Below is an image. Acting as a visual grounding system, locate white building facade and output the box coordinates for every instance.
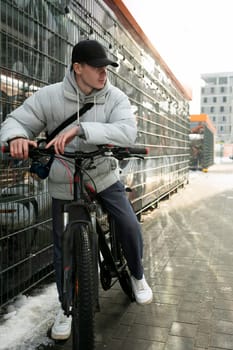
[201,72,233,143]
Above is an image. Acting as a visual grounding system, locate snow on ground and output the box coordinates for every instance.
[0,284,59,350]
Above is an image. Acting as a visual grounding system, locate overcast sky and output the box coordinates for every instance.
[122,0,233,112]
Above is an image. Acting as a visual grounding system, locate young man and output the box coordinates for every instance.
[0,39,153,340]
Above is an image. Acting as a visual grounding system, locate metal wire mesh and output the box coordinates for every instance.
[0,0,190,307]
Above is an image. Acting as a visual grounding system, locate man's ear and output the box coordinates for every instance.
[73,62,82,75]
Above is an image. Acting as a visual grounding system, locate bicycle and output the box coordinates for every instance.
[1,143,147,350]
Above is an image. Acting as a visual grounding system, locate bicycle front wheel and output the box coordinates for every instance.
[72,223,96,350]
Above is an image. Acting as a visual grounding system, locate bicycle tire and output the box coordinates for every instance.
[118,268,135,302]
[109,218,135,302]
[72,223,96,350]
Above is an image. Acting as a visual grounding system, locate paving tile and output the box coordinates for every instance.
[120,311,137,325]
[170,321,198,338]
[164,335,195,350]
[194,332,210,348]
[120,338,165,350]
[215,299,233,311]
[212,308,233,322]
[134,312,173,328]
[95,338,122,350]
[213,319,233,335]
[198,319,212,334]
[110,324,130,339]
[174,310,199,324]
[126,323,168,342]
[210,333,233,349]
[155,292,180,305]
[182,291,203,302]
[178,301,202,313]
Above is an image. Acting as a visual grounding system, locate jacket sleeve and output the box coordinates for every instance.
[81,90,137,147]
[0,90,47,143]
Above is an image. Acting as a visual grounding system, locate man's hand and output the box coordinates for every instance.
[46,126,79,154]
[9,138,38,159]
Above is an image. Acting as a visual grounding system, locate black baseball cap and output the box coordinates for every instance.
[71,39,118,67]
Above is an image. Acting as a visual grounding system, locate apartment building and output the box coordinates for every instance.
[200,72,233,143]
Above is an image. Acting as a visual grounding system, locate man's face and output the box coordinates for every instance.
[73,63,107,94]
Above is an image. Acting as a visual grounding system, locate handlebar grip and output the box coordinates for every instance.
[1,143,54,158]
[127,147,149,155]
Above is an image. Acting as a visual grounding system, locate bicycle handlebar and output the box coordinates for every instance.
[1,143,149,161]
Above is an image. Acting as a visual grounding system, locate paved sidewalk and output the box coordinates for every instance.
[38,162,233,350]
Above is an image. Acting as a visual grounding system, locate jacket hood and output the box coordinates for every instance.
[63,65,109,105]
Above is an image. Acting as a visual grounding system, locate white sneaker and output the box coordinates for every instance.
[51,308,72,340]
[131,275,153,305]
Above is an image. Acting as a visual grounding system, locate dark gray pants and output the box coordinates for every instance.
[52,181,144,299]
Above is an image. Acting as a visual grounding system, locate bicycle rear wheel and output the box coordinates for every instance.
[109,218,135,302]
[72,223,96,350]
[118,255,135,302]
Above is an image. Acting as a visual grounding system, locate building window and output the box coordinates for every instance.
[220,126,224,132]
[207,77,217,84]
[220,86,225,93]
[213,97,217,103]
[211,87,215,93]
[222,96,227,102]
[210,106,214,113]
[203,97,207,103]
[201,107,205,113]
[219,77,228,84]
[201,87,205,94]
[220,106,224,112]
[222,116,226,122]
[212,116,216,122]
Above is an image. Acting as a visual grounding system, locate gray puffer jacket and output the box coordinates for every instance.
[0,67,137,199]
